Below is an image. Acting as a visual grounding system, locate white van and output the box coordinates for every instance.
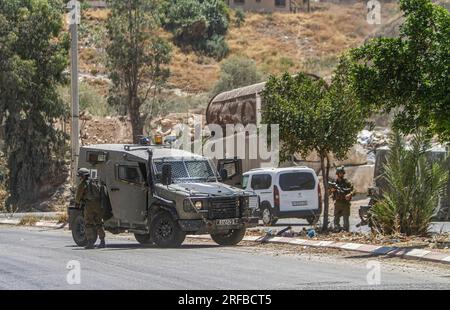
[242,167,322,226]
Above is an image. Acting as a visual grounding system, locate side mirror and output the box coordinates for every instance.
[161,164,172,186]
[219,168,228,180]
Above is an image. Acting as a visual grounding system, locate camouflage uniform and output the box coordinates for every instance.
[75,179,105,243]
[332,178,355,232]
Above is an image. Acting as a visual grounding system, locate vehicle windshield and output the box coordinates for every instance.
[153,159,217,183]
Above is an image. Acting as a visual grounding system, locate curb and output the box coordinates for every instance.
[1,218,449,265]
[188,235,450,265]
[0,219,66,229]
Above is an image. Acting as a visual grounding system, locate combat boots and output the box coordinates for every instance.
[84,239,95,249]
[97,239,106,249]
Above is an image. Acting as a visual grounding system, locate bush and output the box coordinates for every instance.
[59,82,113,117]
[370,131,449,236]
[202,35,229,60]
[234,8,246,28]
[162,0,230,60]
[211,56,263,95]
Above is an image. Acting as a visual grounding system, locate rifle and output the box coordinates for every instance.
[328,180,353,200]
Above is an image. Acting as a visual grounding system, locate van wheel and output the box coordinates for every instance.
[72,214,87,247]
[134,233,153,245]
[151,212,186,248]
[306,215,320,226]
[211,228,246,246]
[261,207,277,226]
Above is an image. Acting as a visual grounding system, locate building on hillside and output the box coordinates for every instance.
[226,0,306,13]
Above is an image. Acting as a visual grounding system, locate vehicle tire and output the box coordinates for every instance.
[211,228,246,246]
[261,206,277,226]
[306,215,320,226]
[134,233,153,245]
[151,212,186,248]
[72,214,88,247]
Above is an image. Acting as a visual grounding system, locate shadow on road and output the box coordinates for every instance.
[70,243,221,251]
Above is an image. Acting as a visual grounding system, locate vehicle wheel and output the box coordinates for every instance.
[261,206,277,226]
[211,228,246,246]
[151,212,186,248]
[306,215,320,226]
[72,214,88,247]
[134,233,153,245]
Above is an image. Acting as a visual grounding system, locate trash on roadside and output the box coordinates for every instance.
[307,229,316,238]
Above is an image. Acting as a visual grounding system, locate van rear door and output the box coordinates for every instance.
[277,171,318,212]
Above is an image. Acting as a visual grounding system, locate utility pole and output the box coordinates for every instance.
[68,0,81,186]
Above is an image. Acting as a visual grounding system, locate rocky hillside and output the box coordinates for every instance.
[77,2,401,95]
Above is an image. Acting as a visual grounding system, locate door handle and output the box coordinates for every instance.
[111,187,120,192]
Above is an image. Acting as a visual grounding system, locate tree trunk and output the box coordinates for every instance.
[129,95,143,144]
[321,154,331,231]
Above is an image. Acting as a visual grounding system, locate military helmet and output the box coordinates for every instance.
[77,168,90,178]
[336,166,346,174]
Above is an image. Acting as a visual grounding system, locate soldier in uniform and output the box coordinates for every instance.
[75,168,106,249]
[331,166,355,232]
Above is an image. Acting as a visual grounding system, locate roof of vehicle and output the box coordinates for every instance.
[81,144,205,161]
[243,166,316,175]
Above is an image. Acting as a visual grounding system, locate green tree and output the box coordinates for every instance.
[349,0,450,141]
[0,0,69,210]
[262,72,368,230]
[106,0,172,143]
[370,131,449,236]
[212,56,263,95]
[162,0,230,59]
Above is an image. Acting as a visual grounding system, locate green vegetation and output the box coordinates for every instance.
[262,71,369,231]
[370,131,449,236]
[0,0,69,210]
[234,8,246,28]
[212,56,263,95]
[348,0,450,141]
[106,0,172,143]
[59,82,113,117]
[162,0,230,60]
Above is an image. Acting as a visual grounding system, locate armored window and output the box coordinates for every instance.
[242,175,249,189]
[118,166,143,184]
[86,151,107,164]
[251,174,272,190]
[279,172,315,191]
[275,0,286,7]
[154,161,189,179]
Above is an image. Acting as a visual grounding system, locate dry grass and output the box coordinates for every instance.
[55,212,68,224]
[18,215,40,226]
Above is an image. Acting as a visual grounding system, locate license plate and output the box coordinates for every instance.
[292,201,308,207]
[216,218,239,226]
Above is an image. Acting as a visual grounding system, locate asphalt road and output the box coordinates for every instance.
[0,226,449,290]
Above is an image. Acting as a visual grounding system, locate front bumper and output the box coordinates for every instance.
[178,216,259,234]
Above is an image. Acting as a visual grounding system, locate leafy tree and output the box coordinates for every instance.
[348,0,450,141]
[106,0,172,143]
[0,0,69,210]
[162,0,230,59]
[262,71,368,230]
[370,131,449,236]
[212,56,263,95]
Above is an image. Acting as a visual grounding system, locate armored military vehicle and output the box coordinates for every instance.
[68,143,259,248]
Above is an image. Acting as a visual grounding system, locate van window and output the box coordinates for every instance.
[279,172,315,191]
[118,166,142,184]
[251,174,272,190]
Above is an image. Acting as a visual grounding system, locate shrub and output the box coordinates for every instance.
[211,56,263,95]
[370,131,449,236]
[234,8,246,28]
[162,0,230,60]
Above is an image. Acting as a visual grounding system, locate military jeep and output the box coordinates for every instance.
[68,143,259,248]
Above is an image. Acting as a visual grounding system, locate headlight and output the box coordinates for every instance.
[194,201,203,210]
